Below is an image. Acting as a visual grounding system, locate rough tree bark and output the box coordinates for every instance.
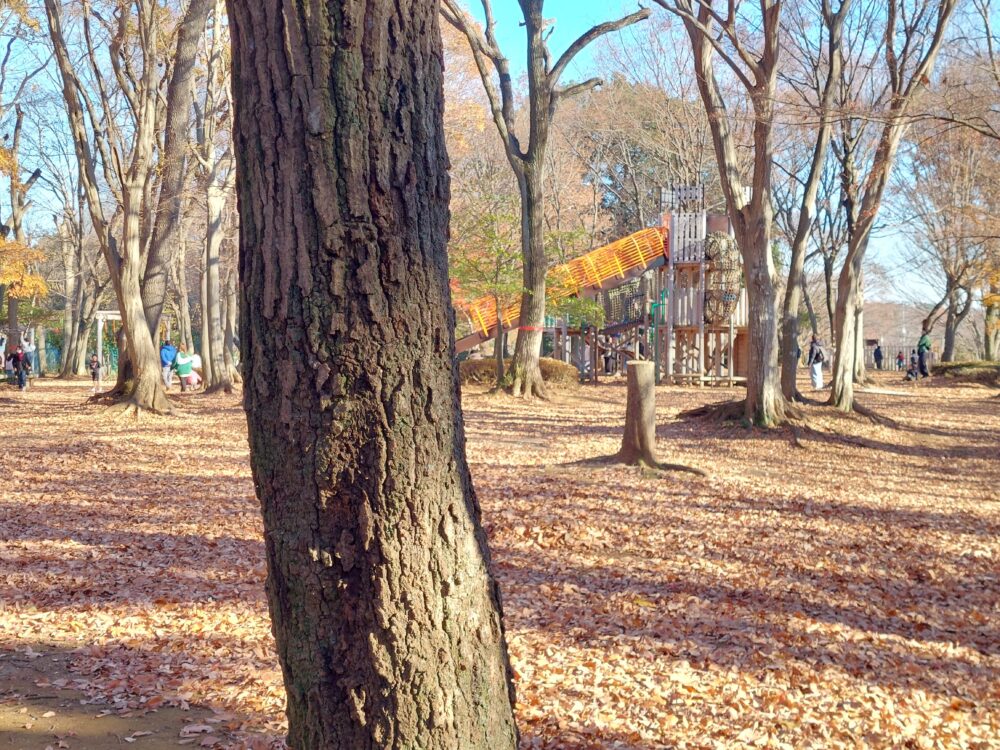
[227,1,518,747]
[618,361,660,466]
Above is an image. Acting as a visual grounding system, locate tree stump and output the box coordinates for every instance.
[616,360,708,475]
[618,360,659,466]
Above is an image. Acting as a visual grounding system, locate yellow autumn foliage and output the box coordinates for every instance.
[0,238,47,299]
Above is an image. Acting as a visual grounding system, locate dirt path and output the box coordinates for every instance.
[1,374,998,749]
[0,647,247,749]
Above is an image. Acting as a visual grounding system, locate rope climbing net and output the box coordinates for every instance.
[703,232,742,324]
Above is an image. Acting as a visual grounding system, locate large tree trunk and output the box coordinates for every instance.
[227,2,518,748]
[109,183,173,412]
[740,222,785,426]
[509,166,547,398]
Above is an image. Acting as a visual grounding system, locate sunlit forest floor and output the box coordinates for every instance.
[1,372,998,749]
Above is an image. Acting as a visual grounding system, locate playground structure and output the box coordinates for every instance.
[455,186,749,385]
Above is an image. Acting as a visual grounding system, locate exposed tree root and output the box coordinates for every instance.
[849,401,900,427]
[630,455,708,477]
[678,399,748,423]
[89,381,175,416]
[568,453,707,477]
[509,369,548,400]
[678,398,807,426]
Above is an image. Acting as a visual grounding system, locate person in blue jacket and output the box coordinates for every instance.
[160,340,178,388]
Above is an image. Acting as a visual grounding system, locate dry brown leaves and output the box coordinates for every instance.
[0,374,998,749]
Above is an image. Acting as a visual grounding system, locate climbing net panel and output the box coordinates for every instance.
[703,232,742,324]
[603,278,645,325]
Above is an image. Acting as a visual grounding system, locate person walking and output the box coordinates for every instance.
[917,328,932,378]
[896,351,905,370]
[160,340,178,388]
[873,344,884,371]
[807,334,826,390]
[172,344,196,392]
[89,353,102,394]
[3,350,13,384]
[10,345,27,391]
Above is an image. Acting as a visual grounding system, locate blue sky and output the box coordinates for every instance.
[461,0,627,80]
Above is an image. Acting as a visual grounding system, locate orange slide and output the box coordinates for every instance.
[455,226,667,353]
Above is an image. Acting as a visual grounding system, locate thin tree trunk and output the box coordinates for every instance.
[853,272,865,384]
[172,249,196,353]
[802,277,819,335]
[222,267,241,383]
[75,318,95,375]
[823,255,836,341]
[509,167,546,398]
[986,297,999,361]
[61,226,76,371]
[493,297,505,387]
[204,186,230,392]
[36,325,47,374]
[199,257,214,387]
[227,1,518,747]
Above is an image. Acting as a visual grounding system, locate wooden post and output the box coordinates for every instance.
[728,316,735,386]
[618,360,658,466]
[95,314,105,362]
[666,217,675,384]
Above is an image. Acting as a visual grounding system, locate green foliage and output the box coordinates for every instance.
[449,153,523,313]
[548,296,605,329]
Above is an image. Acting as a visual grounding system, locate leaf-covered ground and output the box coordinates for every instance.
[1,375,998,749]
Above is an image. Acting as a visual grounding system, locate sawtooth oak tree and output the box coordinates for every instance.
[442,0,650,399]
[226,1,518,748]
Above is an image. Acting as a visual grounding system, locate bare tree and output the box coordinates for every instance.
[651,0,788,425]
[441,0,650,398]
[44,0,171,412]
[894,122,995,359]
[774,0,852,401]
[142,0,214,337]
[193,0,234,393]
[829,0,959,412]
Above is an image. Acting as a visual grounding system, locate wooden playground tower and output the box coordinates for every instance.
[454,185,748,385]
